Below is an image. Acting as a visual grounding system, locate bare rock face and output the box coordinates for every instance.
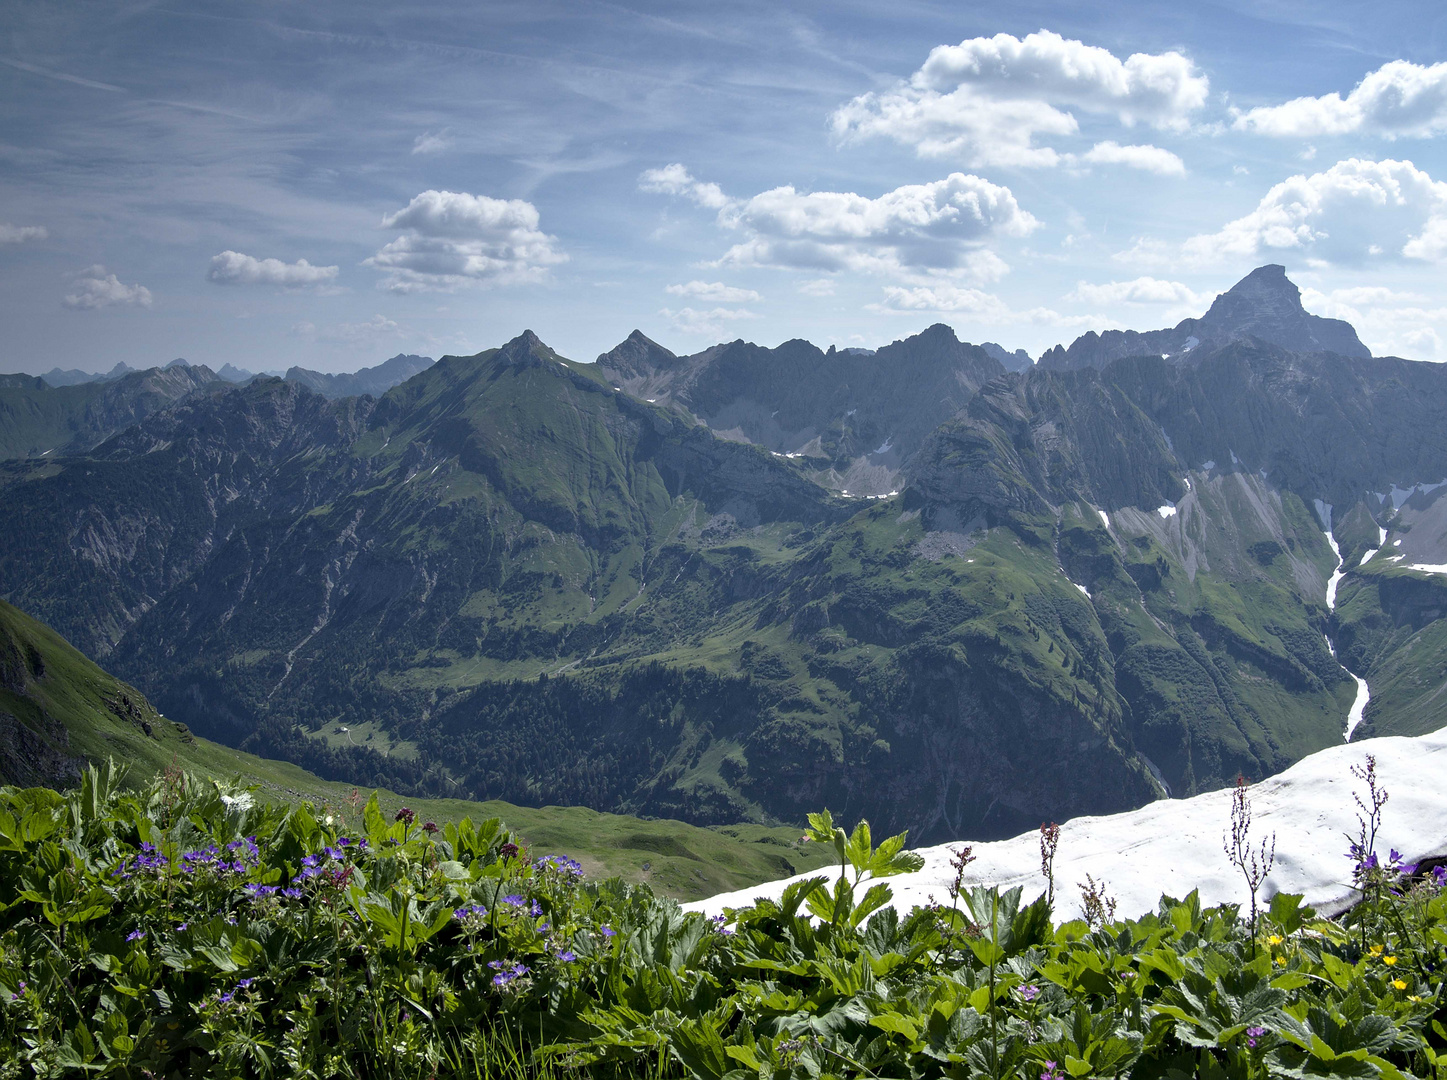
[1039,264,1370,371]
[596,323,1007,495]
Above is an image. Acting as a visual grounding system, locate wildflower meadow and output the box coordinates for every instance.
[0,762,1444,1078]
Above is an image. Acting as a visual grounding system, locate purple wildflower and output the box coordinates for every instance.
[501,894,525,908]
[218,992,234,1005]
[600,925,617,938]
[487,960,530,988]
[1434,865,1447,887]
[499,841,520,859]
[1246,1025,1267,1049]
[1041,1061,1064,1080]
[528,900,544,917]
[238,978,254,989]
[557,949,577,962]
[126,930,145,943]
[1018,984,1040,1003]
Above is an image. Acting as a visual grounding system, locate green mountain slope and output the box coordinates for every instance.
[0,597,835,898]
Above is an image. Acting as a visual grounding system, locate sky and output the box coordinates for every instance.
[5,1,1447,375]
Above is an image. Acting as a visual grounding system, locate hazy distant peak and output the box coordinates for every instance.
[284,352,435,399]
[978,341,1033,372]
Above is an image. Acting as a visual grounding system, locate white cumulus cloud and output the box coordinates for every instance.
[1079,141,1186,176]
[1067,277,1206,306]
[1182,158,1447,266]
[0,223,47,244]
[797,278,836,297]
[664,280,762,303]
[638,164,730,209]
[1234,60,1447,139]
[207,251,340,288]
[365,189,567,293]
[62,266,152,310]
[659,306,759,337]
[1300,285,1447,359]
[830,30,1208,168]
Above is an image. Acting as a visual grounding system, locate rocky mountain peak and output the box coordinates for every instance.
[1039,264,1371,371]
[596,330,679,379]
[493,329,555,368]
[1195,264,1368,357]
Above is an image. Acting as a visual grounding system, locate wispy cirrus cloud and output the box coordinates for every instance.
[659,305,758,337]
[874,282,1117,331]
[664,280,761,302]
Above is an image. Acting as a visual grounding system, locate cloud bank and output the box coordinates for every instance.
[830,30,1208,168]
[1183,158,1447,265]
[1234,61,1447,139]
[644,166,1037,280]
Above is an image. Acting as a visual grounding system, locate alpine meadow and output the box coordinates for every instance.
[4,3,1447,1078]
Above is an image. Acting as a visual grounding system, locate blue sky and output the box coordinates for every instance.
[5,0,1447,374]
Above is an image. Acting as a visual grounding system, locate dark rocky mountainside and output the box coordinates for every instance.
[2,266,1447,843]
[284,352,435,399]
[1039,264,1370,370]
[596,323,1007,496]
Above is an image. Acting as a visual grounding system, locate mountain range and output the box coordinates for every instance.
[3,264,1446,844]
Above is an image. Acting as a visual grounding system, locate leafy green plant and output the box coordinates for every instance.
[1,765,1445,1079]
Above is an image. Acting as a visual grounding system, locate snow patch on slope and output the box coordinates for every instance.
[688,730,1447,923]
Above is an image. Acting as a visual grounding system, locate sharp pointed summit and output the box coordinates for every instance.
[1039,264,1370,370]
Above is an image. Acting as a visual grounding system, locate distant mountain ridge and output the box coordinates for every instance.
[284,353,434,399]
[1039,264,1370,370]
[4,265,1447,845]
[0,353,436,461]
[596,323,1007,495]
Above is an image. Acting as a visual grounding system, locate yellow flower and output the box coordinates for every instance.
[1268,935,1283,945]
[1384,956,1398,966]
[1410,995,1424,1003]
[1369,944,1384,956]
[1274,956,1287,966]
[1393,979,1407,991]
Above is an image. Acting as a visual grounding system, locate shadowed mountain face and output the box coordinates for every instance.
[596,323,1007,496]
[1039,264,1370,371]
[3,270,1447,843]
[0,364,225,461]
[284,353,435,399]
